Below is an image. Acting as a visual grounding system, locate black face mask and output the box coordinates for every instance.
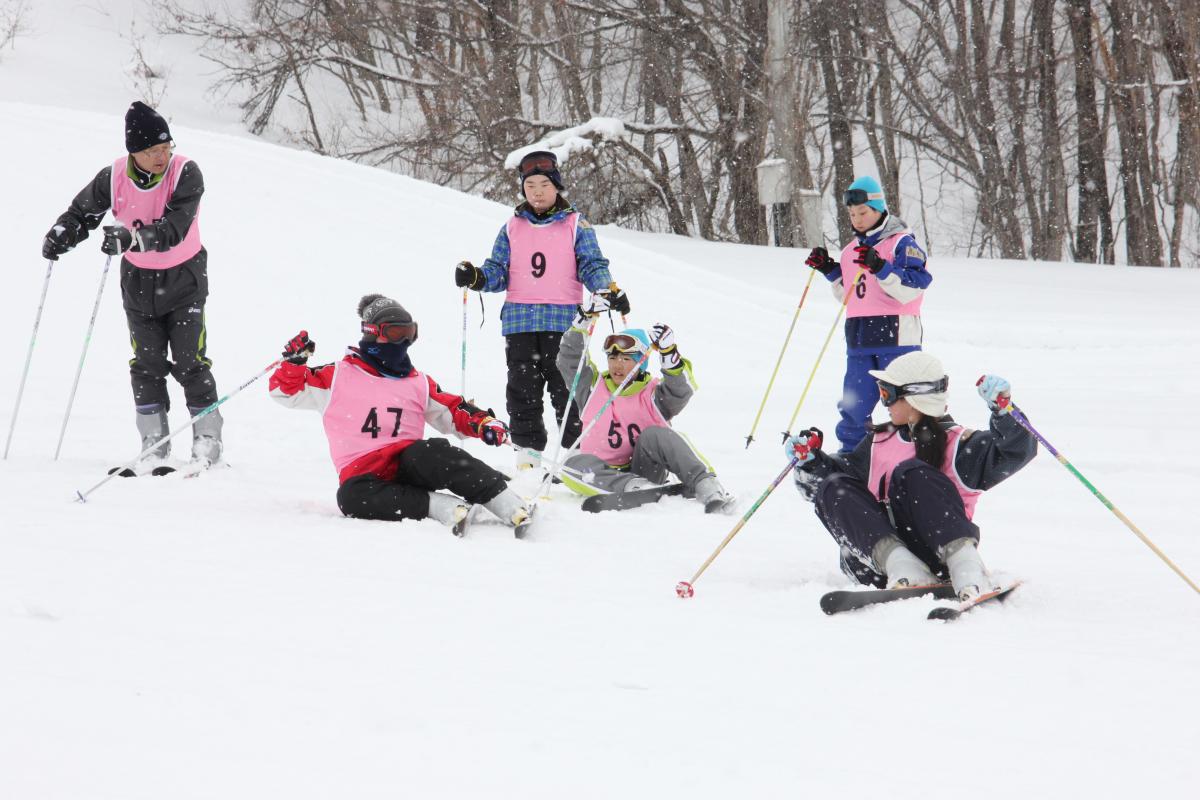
[358,339,414,378]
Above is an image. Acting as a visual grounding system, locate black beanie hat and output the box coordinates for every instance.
[125,101,172,153]
[517,150,565,193]
[357,294,413,325]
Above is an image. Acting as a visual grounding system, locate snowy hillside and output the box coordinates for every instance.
[2,5,1200,796]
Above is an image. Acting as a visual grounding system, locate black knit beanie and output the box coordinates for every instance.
[125,101,172,153]
[357,294,413,325]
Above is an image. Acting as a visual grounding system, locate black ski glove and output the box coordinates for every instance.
[607,286,631,315]
[42,221,81,261]
[804,247,837,277]
[101,225,135,256]
[455,261,485,290]
[282,330,316,364]
[854,244,888,275]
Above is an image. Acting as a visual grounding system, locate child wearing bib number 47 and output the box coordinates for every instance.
[555,303,736,514]
[456,151,629,474]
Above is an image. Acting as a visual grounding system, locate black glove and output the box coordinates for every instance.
[101,225,135,256]
[853,244,887,275]
[282,330,316,364]
[42,221,80,261]
[455,261,485,290]
[804,247,837,276]
[608,286,631,315]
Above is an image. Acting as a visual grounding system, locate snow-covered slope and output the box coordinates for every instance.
[3,7,1200,794]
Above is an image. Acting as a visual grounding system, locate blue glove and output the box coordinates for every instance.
[976,375,1012,414]
[784,428,824,464]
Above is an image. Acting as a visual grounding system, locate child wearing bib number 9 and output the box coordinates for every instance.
[804,176,932,455]
[456,151,629,474]
[554,306,736,514]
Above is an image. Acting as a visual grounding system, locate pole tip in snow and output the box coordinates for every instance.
[675,581,694,599]
[74,490,87,504]
[744,435,754,449]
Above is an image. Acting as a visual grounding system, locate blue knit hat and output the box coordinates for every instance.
[845,176,887,213]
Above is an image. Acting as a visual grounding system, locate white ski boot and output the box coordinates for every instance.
[427,492,471,537]
[515,447,542,472]
[875,536,937,588]
[189,408,224,469]
[941,537,993,600]
[694,475,736,514]
[484,488,533,534]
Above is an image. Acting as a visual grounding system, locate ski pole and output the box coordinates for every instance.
[4,259,55,459]
[532,329,662,508]
[1005,400,1200,597]
[54,255,112,460]
[675,457,800,598]
[460,288,469,396]
[745,268,817,448]
[782,267,863,438]
[542,315,600,481]
[75,358,283,503]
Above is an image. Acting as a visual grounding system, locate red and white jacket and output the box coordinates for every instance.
[270,351,492,484]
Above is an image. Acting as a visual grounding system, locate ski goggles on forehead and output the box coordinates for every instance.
[361,320,419,344]
[844,188,885,206]
[518,152,557,177]
[877,377,948,407]
[602,333,645,356]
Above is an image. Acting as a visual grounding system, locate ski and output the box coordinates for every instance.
[107,464,176,478]
[927,581,1021,622]
[580,483,684,513]
[452,504,481,538]
[514,504,537,539]
[820,583,957,616]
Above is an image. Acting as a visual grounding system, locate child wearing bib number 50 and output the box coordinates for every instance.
[456,151,629,474]
[555,306,736,514]
[269,294,532,533]
[804,176,932,454]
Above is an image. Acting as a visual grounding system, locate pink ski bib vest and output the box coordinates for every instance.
[867,426,981,519]
[321,362,428,474]
[505,212,584,304]
[839,230,923,318]
[110,155,203,270]
[579,377,670,466]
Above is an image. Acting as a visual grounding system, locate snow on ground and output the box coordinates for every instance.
[2,6,1200,797]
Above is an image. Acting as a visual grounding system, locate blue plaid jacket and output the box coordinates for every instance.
[480,201,614,336]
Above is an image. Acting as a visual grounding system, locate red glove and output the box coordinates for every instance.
[477,417,509,447]
[282,330,316,363]
[785,428,824,464]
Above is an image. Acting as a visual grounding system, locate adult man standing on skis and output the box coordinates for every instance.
[41,100,222,470]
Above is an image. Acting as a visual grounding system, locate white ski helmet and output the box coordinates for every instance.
[868,352,949,417]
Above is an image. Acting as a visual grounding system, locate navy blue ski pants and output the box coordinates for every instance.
[813,459,980,586]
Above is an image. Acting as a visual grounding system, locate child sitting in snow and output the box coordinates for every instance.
[785,351,1036,599]
[269,293,531,534]
[553,295,735,513]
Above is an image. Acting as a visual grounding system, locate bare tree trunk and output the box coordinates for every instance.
[812,0,857,242]
[1065,0,1113,263]
[1032,0,1067,261]
[1102,0,1164,266]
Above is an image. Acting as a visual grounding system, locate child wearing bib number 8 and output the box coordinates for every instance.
[554,307,736,514]
[804,176,932,454]
[456,151,629,474]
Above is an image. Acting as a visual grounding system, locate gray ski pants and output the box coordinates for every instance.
[563,425,712,495]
